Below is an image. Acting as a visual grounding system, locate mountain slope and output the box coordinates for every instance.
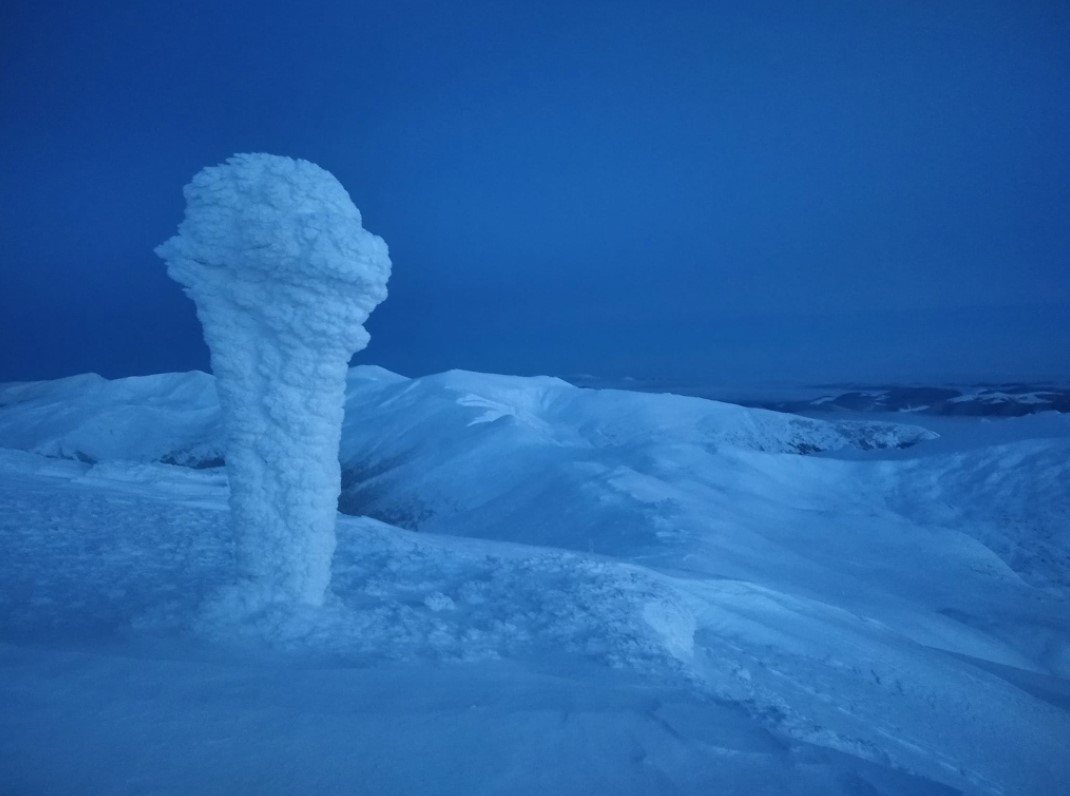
[1,368,1068,794]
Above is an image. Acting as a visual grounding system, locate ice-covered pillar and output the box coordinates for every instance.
[156,153,391,605]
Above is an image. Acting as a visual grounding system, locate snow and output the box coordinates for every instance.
[1,368,1069,794]
[0,371,222,466]
[155,153,391,605]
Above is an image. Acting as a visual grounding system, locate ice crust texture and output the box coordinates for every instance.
[155,153,390,605]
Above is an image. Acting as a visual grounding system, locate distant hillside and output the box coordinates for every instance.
[756,384,1070,417]
[564,376,1070,417]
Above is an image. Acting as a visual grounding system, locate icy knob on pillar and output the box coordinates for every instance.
[156,153,391,606]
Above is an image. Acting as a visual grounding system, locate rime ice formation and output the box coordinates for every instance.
[155,153,390,605]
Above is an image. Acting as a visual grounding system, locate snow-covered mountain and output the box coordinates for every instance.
[565,376,1070,417]
[0,367,937,468]
[757,384,1070,416]
[2,367,1068,794]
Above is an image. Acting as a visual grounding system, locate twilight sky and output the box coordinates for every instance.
[2,0,1068,385]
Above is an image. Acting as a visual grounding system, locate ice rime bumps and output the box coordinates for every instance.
[157,154,391,605]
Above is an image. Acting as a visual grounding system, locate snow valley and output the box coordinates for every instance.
[1,367,1068,795]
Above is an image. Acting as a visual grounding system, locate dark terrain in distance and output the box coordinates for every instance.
[565,378,1070,417]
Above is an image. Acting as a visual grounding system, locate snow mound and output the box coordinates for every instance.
[335,369,936,547]
[0,371,223,466]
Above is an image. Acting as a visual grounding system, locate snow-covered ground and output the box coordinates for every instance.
[1,367,1068,795]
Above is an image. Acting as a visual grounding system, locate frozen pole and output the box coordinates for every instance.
[156,153,391,605]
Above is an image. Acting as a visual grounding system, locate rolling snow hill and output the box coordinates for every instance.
[1,368,1068,795]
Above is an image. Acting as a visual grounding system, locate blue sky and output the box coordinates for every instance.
[2,0,1068,384]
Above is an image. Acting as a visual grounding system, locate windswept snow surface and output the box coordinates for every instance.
[1,368,1069,794]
